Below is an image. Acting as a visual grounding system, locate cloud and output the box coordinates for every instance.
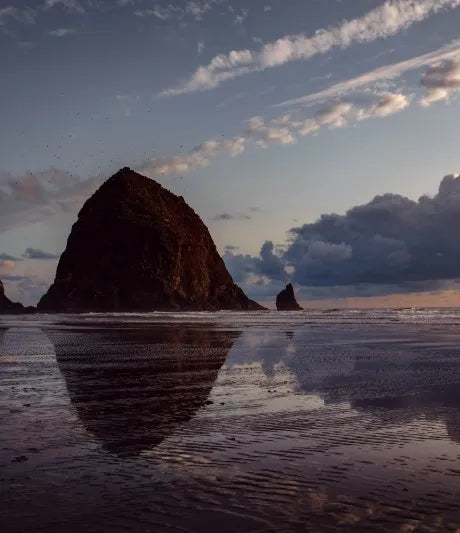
[161,0,460,95]
[197,40,205,55]
[212,213,251,221]
[290,174,460,287]
[224,241,287,283]
[48,28,76,37]
[229,6,248,25]
[211,204,263,221]
[311,102,352,128]
[224,174,460,299]
[420,59,460,106]
[135,0,220,22]
[0,259,16,276]
[0,6,36,26]
[0,168,101,233]
[357,92,411,119]
[43,0,85,13]
[266,101,355,139]
[1,87,413,235]
[0,139,245,234]
[135,134,246,177]
[245,116,296,146]
[275,39,460,108]
[23,248,59,260]
[116,94,140,117]
[0,253,20,261]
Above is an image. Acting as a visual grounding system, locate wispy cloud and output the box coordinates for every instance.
[135,0,222,22]
[43,0,85,13]
[275,39,460,107]
[161,0,460,96]
[116,94,140,117]
[0,6,36,26]
[212,212,252,221]
[229,5,248,25]
[1,86,417,234]
[48,27,76,37]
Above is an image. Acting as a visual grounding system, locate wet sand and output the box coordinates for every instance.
[1,310,460,532]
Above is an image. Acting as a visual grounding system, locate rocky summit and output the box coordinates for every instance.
[38,167,265,312]
[276,283,303,311]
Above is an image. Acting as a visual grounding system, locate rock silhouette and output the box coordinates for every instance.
[49,325,239,456]
[38,167,264,312]
[0,280,29,314]
[276,283,303,311]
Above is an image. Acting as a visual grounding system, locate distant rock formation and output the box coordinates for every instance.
[276,283,303,311]
[38,167,265,312]
[0,280,28,314]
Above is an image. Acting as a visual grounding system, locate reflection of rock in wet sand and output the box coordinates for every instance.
[49,325,238,456]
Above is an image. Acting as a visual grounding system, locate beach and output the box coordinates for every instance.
[1,309,460,532]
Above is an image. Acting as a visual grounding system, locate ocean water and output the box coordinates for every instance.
[1,309,460,532]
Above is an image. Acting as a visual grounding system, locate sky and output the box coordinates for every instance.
[1,0,460,307]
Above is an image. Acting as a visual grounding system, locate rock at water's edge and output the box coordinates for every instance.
[276,283,303,311]
[38,167,265,312]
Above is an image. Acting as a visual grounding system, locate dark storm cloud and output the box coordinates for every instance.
[289,174,460,287]
[224,174,460,298]
[224,241,286,283]
[23,248,59,260]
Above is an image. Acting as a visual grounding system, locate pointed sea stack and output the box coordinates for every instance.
[0,280,27,314]
[38,167,265,312]
[276,283,303,311]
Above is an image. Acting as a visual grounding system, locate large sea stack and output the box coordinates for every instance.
[0,280,27,314]
[38,167,264,312]
[276,283,303,311]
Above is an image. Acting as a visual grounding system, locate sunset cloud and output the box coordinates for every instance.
[162,0,460,95]
[420,59,460,105]
[275,39,460,108]
[224,174,460,297]
[358,92,411,119]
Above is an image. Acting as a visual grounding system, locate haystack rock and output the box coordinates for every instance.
[276,283,303,311]
[38,167,265,312]
[0,280,27,314]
